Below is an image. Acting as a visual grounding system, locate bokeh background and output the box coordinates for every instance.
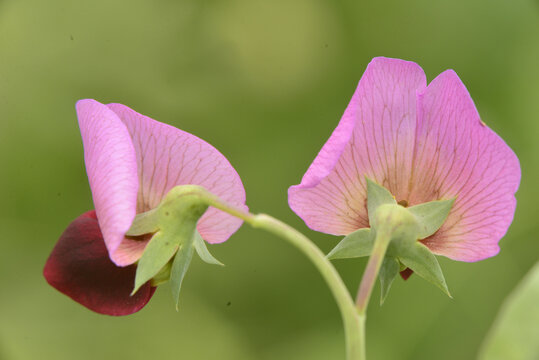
[1,0,538,359]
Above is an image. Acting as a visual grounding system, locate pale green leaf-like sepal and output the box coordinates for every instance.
[408,198,455,239]
[126,207,160,236]
[132,232,180,294]
[131,186,210,295]
[327,228,373,260]
[170,239,195,310]
[379,257,399,305]
[327,181,455,303]
[398,242,451,297]
[194,231,224,266]
[366,177,396,225]
[150,260,172,287]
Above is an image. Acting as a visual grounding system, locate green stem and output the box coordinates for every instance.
[192,187,365,360]
[355,229,391,314]
[251,214,365,360]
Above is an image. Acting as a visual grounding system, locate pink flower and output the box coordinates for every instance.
[44,100,246,315]
[289,57,520,262]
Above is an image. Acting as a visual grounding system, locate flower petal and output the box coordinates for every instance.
[288,57,427,234]
[400,268,414,280]
[76,99,140,266]
[43,211,155,316]
[411,70,521,261]
[107,103,247,247]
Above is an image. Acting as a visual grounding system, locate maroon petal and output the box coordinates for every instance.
[400,268,414,280]
[44,211,156,316]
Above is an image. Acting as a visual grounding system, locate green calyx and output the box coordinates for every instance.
[128,185,225,309]
[328,178,454,303]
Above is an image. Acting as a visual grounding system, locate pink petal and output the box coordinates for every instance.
[43,211,155,316]
[288,57,427,234]
[76,100,140,266]
[107,103,247,247]
[410,70,520,261]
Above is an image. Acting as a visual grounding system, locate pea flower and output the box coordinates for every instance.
[44,100,246,315]
[288,57,520,263]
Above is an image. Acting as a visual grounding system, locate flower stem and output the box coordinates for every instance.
[355,229,391,314]
[251,214,365,360]
[189,187,366,360]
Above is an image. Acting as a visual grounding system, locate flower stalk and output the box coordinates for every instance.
[251,214,365,360]
[138,185,366,360]
[131,183,443,360]
[356,229,391,314]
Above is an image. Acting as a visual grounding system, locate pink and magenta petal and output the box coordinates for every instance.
[76,100,140,266]
[107,103,247,245]
[410,70,520,261]
[43,211,155,316]
[289,57,427,234]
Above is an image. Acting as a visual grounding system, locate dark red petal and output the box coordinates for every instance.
[400,268,414,280]
[43,211,156,316]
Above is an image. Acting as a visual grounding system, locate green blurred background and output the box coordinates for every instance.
[1,0,538,359]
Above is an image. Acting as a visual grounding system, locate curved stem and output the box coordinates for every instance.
[252,214,365,360]
[194,188,365,360]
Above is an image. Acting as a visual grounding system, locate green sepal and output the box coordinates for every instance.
[373,204,420,246]
[330,180,455,301]
[132,232,179,294]
[326,178,395,260]
[327,228,373,260]
[368,181,453,298]
[408,198,455,239]
[399,261,407,272]
[131,186,209,295]
[366,177,396,225]
[193,231,224,266]
[379,257,399,305]
[170,235,196,310]
[151,259,173,286]
[397,242,451,298]
[126,207,160,236]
